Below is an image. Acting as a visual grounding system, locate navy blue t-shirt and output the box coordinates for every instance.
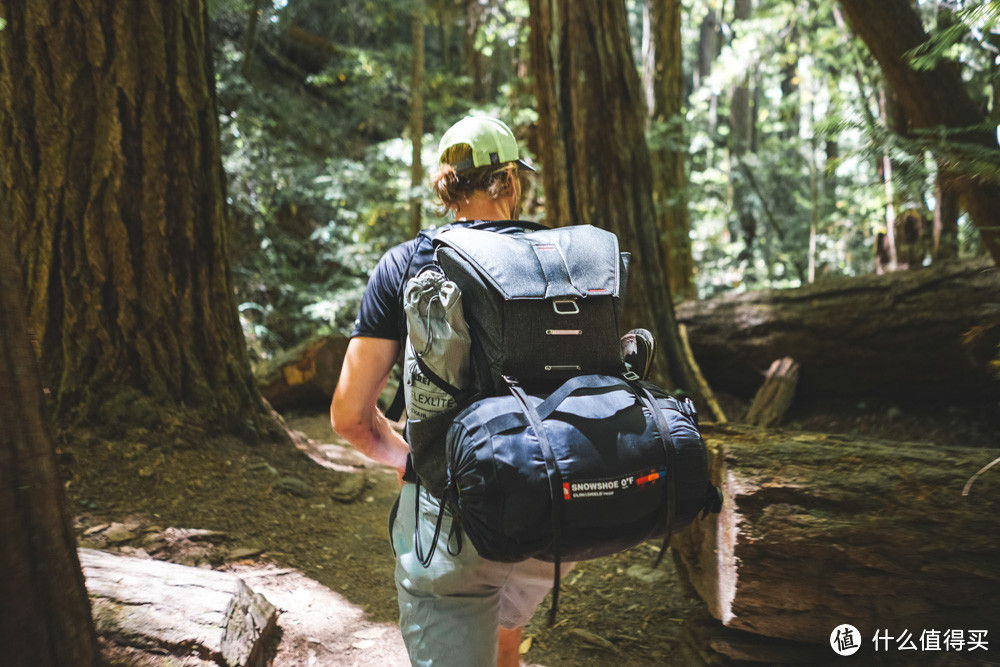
[351,220,545,345]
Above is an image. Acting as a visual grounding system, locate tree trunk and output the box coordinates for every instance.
[779,22,800,142]
[0,1,270,436]
[676,257,1000,401]
[729,0,759,279]
[838,0,1000,266]
[673,423,1000,645]
[934,171,960,262]
[929,2,962,264]
[646,0,696,302]
[695,9,721,131]
[527,0,701,397]
[410,1,426,237]
[464,0,487,102]
[240,0,267,77]
[0,214,98,664]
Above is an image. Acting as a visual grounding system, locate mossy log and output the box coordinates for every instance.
[79,549,277,667]
[255,334,349,410]
[672,424,1000,646]
[676,257,1000,401]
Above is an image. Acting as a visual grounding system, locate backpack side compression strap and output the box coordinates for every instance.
[505,378,565,626]
[628,381,679,567]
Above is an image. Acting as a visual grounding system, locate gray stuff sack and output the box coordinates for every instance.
[403,269,473,498]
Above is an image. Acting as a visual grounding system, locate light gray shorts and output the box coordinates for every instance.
[391,482,571,667]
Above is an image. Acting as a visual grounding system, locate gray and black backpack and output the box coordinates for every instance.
[402,223,721,620]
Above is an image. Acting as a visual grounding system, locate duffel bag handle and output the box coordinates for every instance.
[530,373,621,421]
[485,374,616,433]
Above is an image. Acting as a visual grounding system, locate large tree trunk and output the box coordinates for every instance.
[0,1,269,435]
[676,258,1000,402]
[527,0,701,397]
[673,423,1000,646]
[645,0,695,302]
[838,0,1000,265]
[0,217,98,663]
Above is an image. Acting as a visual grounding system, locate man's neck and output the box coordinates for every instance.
[454,193,512,222]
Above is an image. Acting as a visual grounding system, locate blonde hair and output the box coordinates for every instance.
[431,144,517,217]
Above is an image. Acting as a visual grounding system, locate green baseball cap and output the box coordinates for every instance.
[437,116,535,172]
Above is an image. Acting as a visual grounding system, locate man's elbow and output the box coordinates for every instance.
[330,396,369,450]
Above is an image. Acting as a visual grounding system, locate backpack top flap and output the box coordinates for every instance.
[433,225,622,300]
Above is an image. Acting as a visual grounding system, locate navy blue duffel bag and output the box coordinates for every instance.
[439,374,720,565]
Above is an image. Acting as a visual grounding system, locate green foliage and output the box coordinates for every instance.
[682,0,881,293]
[677,0,998,296]
[211,4,407,360]
[211,0,1000,362]
[206,0,545,360]
[908,2,1000,72]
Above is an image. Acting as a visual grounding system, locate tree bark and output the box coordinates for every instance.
[676,257,1000,401]
[645,0,695,302]
[673,423,1000,645]
[0,209,98,663]
[838,0,1000,265]
[527,0,701,397]
[0,1,270,435]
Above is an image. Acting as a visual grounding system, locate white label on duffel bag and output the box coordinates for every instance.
[562,468,666,500]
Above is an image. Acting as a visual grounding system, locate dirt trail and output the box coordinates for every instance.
[70,411,711,666]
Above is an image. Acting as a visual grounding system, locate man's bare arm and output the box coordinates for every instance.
[330,337,408,472]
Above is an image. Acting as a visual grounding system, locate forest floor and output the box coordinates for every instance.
[64,396,1000,667]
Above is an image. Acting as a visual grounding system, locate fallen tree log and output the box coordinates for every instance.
[676,257,1000,401]
[672,423,1000,646]
[79,549,278,667]
[254,334,349,410]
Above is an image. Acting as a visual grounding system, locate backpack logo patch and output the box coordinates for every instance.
[562,468,666,500]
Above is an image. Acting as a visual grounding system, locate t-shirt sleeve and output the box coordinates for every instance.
[351,241,415,340]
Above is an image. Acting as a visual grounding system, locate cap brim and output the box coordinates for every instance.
[515,159,536,173]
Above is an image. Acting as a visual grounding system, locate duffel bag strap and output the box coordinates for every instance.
[627,381,678,568]
[504,376,564,626]
[413,475,449,568]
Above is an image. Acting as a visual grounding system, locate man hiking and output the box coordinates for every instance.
[331,116,562,666]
